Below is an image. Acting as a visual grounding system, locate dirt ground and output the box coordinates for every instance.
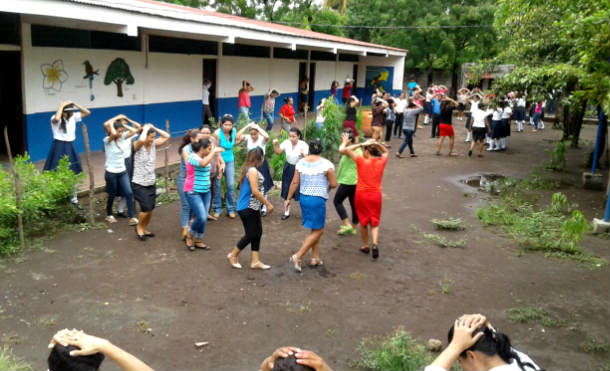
[2,120,609,371]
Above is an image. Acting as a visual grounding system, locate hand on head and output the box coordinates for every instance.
[449,315,486,352]
[49,329,109,357]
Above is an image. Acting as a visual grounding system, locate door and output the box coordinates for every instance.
[0,51,24,158]
[298,62,307,113]
[203,59,217,124]
[307,62,316,110]
[352,64,358,98]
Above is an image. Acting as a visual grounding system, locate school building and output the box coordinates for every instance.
[0,0,406,162]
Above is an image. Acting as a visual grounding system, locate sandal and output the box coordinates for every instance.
[309,258,324,267]
[289,254,302,273]
[135,226,146,241]
[360,246,370,254]
[185,234,195,251]
[227,253,242,269]
[251,261,271,270]
[448,152,458,157]
[194,239,210,250]
[207,214,218,221]
[372,244,379,259]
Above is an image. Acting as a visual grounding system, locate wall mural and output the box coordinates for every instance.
[41,59,69,92]
[365,66,394,96]
[104,58,134,97]
[83,60,99,101]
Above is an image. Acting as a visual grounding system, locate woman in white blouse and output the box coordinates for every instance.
[272,128,309,220]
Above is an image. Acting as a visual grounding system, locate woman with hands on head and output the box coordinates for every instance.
[425,314,541,371]
[237,122,273,215]
[48,329,152,371]
[273,127,309,220]
[260,346,332,371]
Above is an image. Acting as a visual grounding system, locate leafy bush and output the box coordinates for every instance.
[356,328,433,371]
[548,141,567,171]
[303,97,346,163]
[0,154,82,256]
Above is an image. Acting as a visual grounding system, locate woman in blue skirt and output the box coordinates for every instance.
[44,100,90,204]
[286,139,337,273]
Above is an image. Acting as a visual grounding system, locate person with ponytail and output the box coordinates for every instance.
[227,147,274,270]
[177,129,201,240]
[44,101,91,205]
[426,314,542,371]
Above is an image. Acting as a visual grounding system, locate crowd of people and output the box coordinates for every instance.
[43,80,547,273]
[45,313,542,371]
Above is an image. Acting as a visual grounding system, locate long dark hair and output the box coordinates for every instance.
[239,147,264,187]
[191,137,211,155]
[179,129,199,155]
[448,326,540,371]
[59,105,76,133]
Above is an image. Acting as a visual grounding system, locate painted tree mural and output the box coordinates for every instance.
[104,58,134,97]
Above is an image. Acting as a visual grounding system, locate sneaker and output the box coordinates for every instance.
[115,211,128,218]
[105,215,117,223]
[128,218,139,226]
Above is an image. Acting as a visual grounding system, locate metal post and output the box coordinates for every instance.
[3,127,25,250]
[164,120,170,197]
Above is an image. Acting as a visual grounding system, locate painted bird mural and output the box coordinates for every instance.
[370,70,389,93]
[83,60,99,101]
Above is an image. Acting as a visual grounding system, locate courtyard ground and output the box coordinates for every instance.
[2,120,609,370]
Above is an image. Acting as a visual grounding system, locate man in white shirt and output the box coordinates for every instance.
[202,79,213,126]
[393,92,408,138]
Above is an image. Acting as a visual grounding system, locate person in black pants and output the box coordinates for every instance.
[383,99,396,147]
[334,129,360,236]
[431,94,441,138]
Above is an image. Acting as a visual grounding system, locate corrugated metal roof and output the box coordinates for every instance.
[66,0,407,53]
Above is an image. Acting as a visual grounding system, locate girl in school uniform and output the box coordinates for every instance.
[114,115,141,219]
[514,92,527,132]
[44,101,91,204]
[487,104,503,151]
[273,128,309,220]
[500,102,512,150]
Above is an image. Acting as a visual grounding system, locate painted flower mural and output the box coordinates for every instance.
[41,59,69,92]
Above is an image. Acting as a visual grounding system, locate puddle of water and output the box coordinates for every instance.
[460,173,505,193]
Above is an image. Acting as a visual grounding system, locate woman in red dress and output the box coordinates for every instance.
[339,139,388,259]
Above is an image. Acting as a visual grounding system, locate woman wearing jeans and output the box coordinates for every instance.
[227,148,274,270]
[102,119,138,225]
[184,138,224,251]
[177,129,200,240]
[213,114,237,218]
[395,101,423,158]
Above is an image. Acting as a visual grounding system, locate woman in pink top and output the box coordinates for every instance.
[238,80,254,118]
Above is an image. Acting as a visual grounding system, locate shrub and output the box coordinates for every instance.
[356,328,433,371]
[548,141,567,171]
[0,154,82,256]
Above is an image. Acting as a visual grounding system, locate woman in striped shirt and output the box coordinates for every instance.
[184,138,224,251]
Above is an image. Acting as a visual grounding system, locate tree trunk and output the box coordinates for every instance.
[115,80,124,97]
[565,99,587,148]
[450,65,459,98]
[426,70,433,87]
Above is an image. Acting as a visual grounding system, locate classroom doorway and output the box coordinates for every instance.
[352,64,358,98]
[298,61,316,113]
[202,58,217,126]
[0,51,24,159]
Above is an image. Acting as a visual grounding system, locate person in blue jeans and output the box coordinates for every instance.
[396,101,424,158]
[213,114,237,218]
[177,129,200,241]
[184,138,224,251]
[262,89,279,131]
[102,118,138,225]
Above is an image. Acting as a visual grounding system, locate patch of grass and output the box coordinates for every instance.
[38,315,57,328]
[0,345,32,371]
[1,332,25,346]
[580,338,610,354]
[438,278,454,295]
[136,320,152,334]
[326,329,337,337]
[431,217,464,231]
[355,328,433,371]
[348,272,367,280]
[505,307,560,328]
[423,233,467,248]
[477,186,606,268]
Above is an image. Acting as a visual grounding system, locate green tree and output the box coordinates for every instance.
[104,58,135,97]
[345,0,497,93]
[486,0,609,147]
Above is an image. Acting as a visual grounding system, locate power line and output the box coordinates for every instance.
[274,22,495,30]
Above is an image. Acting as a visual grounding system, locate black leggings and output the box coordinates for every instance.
[394,113,404,136]
[384,120,395,142]
[237,208,262,251]
[333,184,358,224]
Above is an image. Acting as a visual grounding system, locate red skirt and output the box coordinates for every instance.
[355,190,382,227]
[439,123,454,137]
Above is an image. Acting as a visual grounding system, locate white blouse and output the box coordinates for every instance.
[280,139,309,165]
[49,111,82,142]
